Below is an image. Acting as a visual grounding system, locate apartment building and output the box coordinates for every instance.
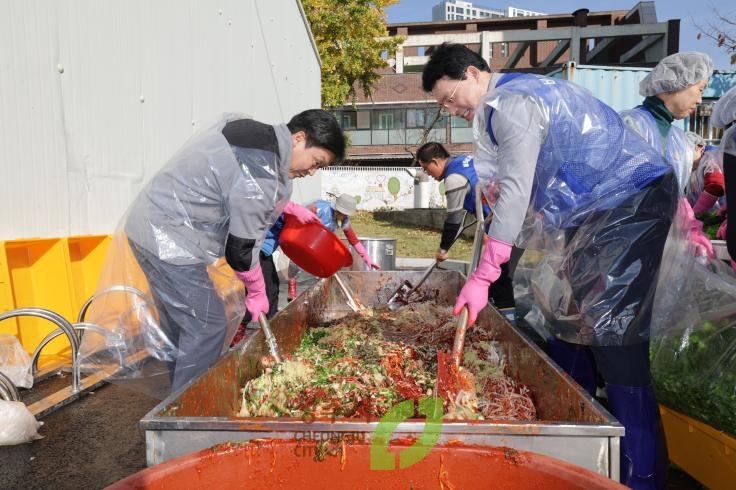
[432,1,545,22]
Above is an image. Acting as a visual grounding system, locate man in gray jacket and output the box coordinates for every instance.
[123,109,344,392]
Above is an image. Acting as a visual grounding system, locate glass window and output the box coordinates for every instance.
[346,129,371,146]
[407,108,448,129]
[451,127,473,143]
[372,109,405,130]
[451,116,470,128]
[356,111,371,129]
[337,111,357,130]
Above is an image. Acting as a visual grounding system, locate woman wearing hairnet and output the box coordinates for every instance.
[711,85,736,262]
[423,42,677,489]
[90,110,345,394]
[620,52,715,258]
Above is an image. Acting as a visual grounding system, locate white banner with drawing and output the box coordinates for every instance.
[320,167,445,210]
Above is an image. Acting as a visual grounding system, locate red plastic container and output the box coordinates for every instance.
[278,217,352,277]
[107,438,626,489]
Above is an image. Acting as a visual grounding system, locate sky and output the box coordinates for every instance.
[385,0,734,70]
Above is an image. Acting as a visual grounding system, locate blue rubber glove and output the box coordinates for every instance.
[453,237,513,326]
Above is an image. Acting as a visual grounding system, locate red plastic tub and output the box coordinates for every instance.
[278,217,352,277]
[107,438,626,489]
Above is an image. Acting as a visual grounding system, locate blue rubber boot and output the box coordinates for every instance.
[606,383,668,490]
[497,307,517,326]
[545,337,597,397]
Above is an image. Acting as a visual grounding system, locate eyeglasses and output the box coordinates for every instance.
[439,79,463,116]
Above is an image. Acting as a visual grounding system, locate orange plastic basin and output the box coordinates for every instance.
[107,439,625,489]
[278,217,352,277]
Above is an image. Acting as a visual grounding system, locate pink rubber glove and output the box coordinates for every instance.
[681,198,714,259]
[717,219,728,240]
[692,192,719,214]
[283,201,320,225]
[453,237,513,326]
[354,242,380,270]
[235,265,269,320]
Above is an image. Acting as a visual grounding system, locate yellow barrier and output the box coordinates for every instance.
[65,235,112,313]
[660,404,736,490]
[0,235,111,366]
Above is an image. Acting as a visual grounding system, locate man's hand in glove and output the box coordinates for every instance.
[453,237,512,326]
[235,265,269,320]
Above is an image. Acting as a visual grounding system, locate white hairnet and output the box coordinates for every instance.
[711,85,736,128]
[685,131,705,148]
[639,52,714,96]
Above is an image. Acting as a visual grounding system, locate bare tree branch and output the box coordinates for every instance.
[692,4,736,64]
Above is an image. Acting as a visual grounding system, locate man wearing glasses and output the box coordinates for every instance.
[423,42,677,489]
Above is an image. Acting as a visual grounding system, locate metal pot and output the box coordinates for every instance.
[342,237,396,271]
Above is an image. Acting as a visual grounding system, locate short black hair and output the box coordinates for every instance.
[416,141,450,164]
[422,42,491,93]
[287,109,346,164]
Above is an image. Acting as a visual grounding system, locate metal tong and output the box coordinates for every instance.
[386,211,476,310]
[258,313,282,364]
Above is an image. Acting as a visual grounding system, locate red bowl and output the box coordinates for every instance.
[278,217,353,277]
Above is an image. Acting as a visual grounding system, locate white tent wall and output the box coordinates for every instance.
[0,0,321,240]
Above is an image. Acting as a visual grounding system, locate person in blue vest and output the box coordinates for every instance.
[416,141,516,323]
[422,42,677,489]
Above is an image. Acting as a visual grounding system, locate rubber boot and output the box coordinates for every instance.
[287,277,297,302]
[497,307,517,326]
[489,262,516,325]
[606,383,669,490]
[545,337,598,397]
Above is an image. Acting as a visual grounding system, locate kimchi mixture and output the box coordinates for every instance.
[238,302,536,421]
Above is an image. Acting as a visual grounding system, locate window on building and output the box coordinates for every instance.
[382,114,393,128]
[407,108,427,129]
[337,111,357,130]
[356,111,370,129]
[372,109,405,130]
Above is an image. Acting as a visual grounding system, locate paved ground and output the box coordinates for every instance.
[0,270,706,489]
